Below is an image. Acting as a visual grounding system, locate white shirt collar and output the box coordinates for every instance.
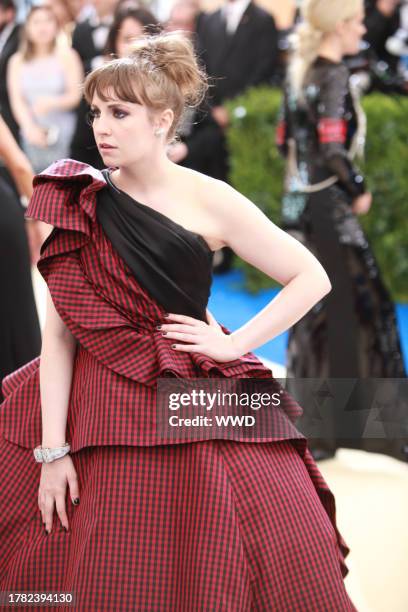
[222,0,251,35]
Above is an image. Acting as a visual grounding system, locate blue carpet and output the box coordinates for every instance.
[208,269,408,372]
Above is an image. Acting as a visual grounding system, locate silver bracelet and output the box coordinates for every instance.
[33,442,71,463]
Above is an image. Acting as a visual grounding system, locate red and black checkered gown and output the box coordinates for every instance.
[0,160,356,611]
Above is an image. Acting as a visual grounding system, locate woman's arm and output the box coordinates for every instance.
[52,48,83,111]
[203,178,332,356]
[0,114,34,199]
[0,115,51,262]
[7,53,38,135]
[40,288,77,447]
[317,67,366,198]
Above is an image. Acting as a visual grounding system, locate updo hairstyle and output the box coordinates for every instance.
[83,31,208,141]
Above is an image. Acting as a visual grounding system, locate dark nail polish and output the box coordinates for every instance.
[164,313,170,318]
[156,325,162,330]
[45,528,49,535]
[73,498,80,505]
[162,331,167,336]
[63,526,68,532]
[171,344,177,349]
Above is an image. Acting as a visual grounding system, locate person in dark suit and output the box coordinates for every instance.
[69,0,118,168]
[197,0,279,125]
[166,1,227,180]
[197,1,279,271]
[0,0,20,143]
[364,0,401,71]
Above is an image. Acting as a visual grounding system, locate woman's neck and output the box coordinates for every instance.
[31,44,54,58]
[317,33,343,63]
[112,150,176,197]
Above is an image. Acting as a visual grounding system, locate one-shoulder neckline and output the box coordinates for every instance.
[102,169,216,255]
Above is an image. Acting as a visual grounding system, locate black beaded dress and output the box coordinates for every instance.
[276,56,407,461]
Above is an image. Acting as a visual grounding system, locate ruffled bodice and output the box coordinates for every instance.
[0,159,305,451]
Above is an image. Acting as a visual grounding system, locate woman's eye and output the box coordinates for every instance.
[113,109,128,119]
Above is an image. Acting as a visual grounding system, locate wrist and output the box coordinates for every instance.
[229,331,250,358]
[41,439,67,448]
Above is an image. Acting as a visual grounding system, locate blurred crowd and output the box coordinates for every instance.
[1,0,407,183]
[0,0,407,274]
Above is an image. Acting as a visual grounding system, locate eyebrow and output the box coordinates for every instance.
[90,102,132,110]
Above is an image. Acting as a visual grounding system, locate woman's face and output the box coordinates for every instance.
[167,1,198,32]
[43,0,72,27]
[91,90,162,167]
[115,17,145,58]
[338,7,367,56]
[26,9,58,48]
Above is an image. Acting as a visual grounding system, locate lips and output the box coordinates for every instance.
[99,143,116,150]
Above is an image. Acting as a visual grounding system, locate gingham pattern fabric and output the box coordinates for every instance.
[0,159,305,452]
[0,436,356,611]
[0,159,355,609]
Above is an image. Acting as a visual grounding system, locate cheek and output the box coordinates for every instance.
[347,27,360,50]
[44,25,56,39]
[115,121,144,147]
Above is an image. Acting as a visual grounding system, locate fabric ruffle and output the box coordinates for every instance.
[1,159,305,450]
[0,160,352,580]
[0,353,350,581]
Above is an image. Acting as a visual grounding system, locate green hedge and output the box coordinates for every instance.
[225,87,408,302]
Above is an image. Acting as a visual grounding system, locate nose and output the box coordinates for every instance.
[93,114,112,137]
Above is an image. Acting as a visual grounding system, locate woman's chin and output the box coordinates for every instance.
[100,148,119,161]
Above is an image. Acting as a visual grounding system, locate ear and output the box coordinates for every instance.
[334,19,347,39]
[156,108,174,137]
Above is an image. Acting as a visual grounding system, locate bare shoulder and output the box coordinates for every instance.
[178,166,241,210]
[178,165,267,237]
[186,167,328,286]
[57,46,82,67]
[193,169,264,221]
[191,167,282,254]
[8,51,22,69]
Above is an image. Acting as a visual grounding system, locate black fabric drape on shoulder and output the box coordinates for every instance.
[96,171,213,321]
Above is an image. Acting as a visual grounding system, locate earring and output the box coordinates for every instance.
[155,128,164,137]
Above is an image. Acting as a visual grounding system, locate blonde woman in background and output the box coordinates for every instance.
[277,0,407,462]
[7,5,83,174]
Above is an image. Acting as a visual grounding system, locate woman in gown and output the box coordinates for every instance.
[0,33,357,611]
[0,115,45,403]
[7,5,83,174]
[276,0,407,462]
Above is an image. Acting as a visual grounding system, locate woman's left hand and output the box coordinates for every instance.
[158,309,242,363]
